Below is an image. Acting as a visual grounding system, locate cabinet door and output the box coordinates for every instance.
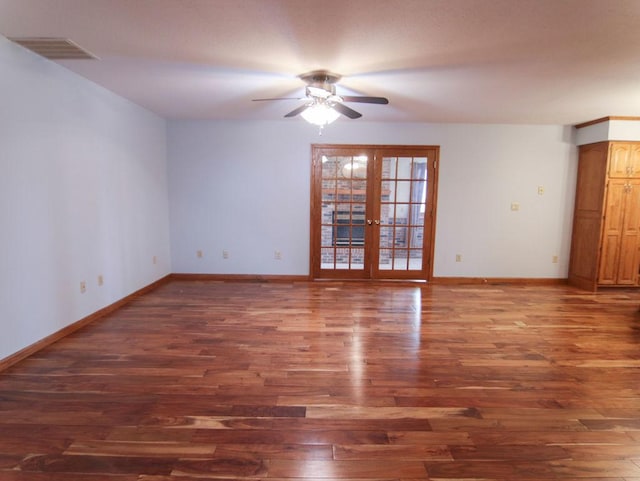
[630,144,640,178]
[616,180,640,285]
[598,181,626,284]
[608,142,640,178]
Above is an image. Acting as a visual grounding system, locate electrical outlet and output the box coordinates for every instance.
[455,254,462,262]
[97,275,104,286]
[80,281,86,293]
[222,250,229,259]
[274,250,282,260]
[197,250,203,258]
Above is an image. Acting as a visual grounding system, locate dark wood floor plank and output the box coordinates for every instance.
[213,443,333,460]
[64,440,217,458]
[0,280,639,480]
[191,428,390,445]
[332,443,453,460]
[172,456,268,477]
[0,473,140,481]
[18,453,176,475]
[267,458,429,478]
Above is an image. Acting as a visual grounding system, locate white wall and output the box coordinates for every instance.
[0,36,171,360]
[168,120,577,278]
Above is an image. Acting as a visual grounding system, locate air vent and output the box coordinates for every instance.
[8,37,98,60]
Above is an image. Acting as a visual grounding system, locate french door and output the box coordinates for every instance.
[310,144,439,280]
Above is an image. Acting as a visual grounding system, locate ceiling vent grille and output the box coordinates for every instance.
[8,37,98,60]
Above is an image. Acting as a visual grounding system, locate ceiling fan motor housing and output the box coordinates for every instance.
[300,70,341,95]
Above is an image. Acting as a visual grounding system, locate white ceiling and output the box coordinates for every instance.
[2,0,640,125]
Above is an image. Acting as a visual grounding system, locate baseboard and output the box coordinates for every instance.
[430,277,568,286]
[0,274,172,373]
[172,274,568,286]
[170,273,311,282]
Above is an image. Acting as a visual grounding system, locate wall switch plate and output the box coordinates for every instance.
[97,275,104,286]
[197,250,203,258]
[510,202,520,211]
[222,250,229,259]
[455,254,462,262]
[80,281,86,293]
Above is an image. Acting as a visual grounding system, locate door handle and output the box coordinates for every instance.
[367,219,373,225]
[374,220,380,225]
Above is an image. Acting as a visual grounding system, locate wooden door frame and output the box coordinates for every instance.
[309,144,439,281]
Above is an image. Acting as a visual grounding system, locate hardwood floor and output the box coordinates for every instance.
[1,280,640,480]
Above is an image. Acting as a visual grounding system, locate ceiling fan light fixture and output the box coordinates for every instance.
[300,101,340,127]
[256,70,387,128]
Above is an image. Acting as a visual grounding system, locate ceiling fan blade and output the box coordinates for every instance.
[284,104,309,118]
[333,102,362,119]
[252,97,301,101]
[341,95,389,104]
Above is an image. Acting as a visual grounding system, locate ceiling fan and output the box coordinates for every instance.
[253,70,389,124]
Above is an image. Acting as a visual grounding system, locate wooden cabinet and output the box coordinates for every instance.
[569,141,640,290]
[607,143,640,178]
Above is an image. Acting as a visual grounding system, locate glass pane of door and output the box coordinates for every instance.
[378,156,428,272]
[320,154,369,272]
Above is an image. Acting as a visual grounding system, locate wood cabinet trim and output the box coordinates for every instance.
[575,116,640,129]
